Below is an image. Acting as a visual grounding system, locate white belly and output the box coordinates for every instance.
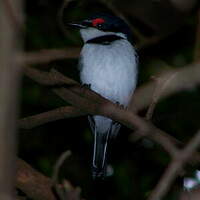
[80,39,138,106]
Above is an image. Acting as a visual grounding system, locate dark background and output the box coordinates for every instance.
[19,0,200,199]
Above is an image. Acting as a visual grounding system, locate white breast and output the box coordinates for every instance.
[80,39,138,106]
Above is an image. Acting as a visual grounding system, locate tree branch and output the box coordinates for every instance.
[130,61,200,113]
[146,73,178,120]
[22,66,200,163]
[148,130,200,200]
[16,158,83,200]
[18,48,81,65]
[16,159,56,200]
[19,106,84,129]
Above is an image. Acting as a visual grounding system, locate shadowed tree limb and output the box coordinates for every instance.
[16,159,56,200]
[16,157,83,200]
[17,48,81,65]
[130,61,200,113]
[52,150,82,200]
[21,60,200,131]
[21,65,200,200]
[19,106,84,129]
[21,66,200,164]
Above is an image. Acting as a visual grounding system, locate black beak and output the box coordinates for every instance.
[67,22,86,29]
[67,20,92,29]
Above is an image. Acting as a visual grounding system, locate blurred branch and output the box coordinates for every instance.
[21,60,200,129]
[16,157,83,200]
[3,0,24,30]
[57,0,78,43]
[18,53,200,115]
[16,36,172,66]
[130,61,200,113]
[0,0,23,199]
[22,66,200,164]
[136,35,165,50]
[148,130,200,200]
[146,73,177,120]
[18,48,81,65]
[169,0,197,12]
[19,106,84,129]
[145,77,162,120]
[52,151,71,184]
[52,151,82,200]
[194,9,200,61]
[16,159,56,200]
[100,0,146,41]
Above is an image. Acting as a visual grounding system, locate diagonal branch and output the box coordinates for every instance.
[130,61,200,113]
[16,158,83,200]
[145,73,177,120]
[148,130,200,200]
[21,65,200,200]
[19,106,84,129]
[22,66,200,165]
[22,66,190,160]
[16,158,56,200]
[17,48,81,65]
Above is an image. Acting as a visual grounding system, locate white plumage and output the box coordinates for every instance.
[79,28,138,133]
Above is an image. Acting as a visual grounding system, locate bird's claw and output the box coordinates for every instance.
[116,101,126,110]
[81,83,91,89]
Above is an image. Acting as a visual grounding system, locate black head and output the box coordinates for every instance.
[68,13,132,40]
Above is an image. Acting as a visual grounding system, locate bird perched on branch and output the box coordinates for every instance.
[68,13,138,179]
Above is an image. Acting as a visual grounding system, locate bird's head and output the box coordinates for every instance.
[68,13,131,42]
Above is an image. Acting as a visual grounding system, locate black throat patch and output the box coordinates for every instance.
[86,34,123,45]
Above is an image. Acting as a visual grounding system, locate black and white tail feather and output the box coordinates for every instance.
[88,116,121,179]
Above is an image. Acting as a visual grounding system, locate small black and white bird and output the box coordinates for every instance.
[68,13,138,179]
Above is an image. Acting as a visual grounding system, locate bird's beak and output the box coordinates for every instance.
[67,22,86,29]
[67,20,92,29]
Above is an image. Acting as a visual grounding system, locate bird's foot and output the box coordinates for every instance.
[81,83,91,89]
[116,101,126,110]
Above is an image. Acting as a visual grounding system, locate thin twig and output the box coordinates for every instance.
[52,150,72,184]
[52,151,82,200]
[58,0,78,43]
[100,0,146,41]
[146,72,177,120]
[146,77,163,120]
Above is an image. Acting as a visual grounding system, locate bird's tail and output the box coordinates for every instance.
[92,128,111,179]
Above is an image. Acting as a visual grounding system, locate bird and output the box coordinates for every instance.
[68,13,138,179]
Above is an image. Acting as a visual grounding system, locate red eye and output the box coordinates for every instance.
[92,18,105,27]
